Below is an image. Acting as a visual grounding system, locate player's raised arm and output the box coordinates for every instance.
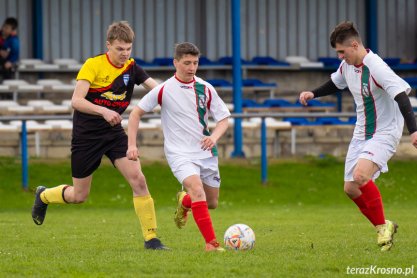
[127,106,147,161]
[299,79,341,106]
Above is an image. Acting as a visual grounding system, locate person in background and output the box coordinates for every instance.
[0,17,19,80]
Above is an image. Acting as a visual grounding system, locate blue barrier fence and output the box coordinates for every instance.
[0,112,359,189]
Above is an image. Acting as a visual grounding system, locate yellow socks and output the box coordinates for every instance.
[40,185,69,204]
[133,195,157,241]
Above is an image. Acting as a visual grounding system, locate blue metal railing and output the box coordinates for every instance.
[21,120,28,189]
[0,112,358,188]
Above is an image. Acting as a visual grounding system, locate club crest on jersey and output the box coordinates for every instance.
[101,91,127,101]
[123,74,130,86]
[361,83,370,97]
[198,94,206,108]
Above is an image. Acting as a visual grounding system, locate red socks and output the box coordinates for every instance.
[353,180,385,226]
[191,201,216,243]
[352,194,373,224]
[182,193,191,209]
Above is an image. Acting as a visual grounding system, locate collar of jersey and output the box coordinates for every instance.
[175,74,195,84]
[106,52,125,69]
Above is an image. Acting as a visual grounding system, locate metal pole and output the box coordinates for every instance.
[33,0,43,59]
[261,117,267,184]
[21,120,28,190]
[231,0,244,157]
[336,91,342,112]
[366,0,378,53]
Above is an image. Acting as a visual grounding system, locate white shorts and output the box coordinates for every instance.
[167,156,221,188]
[344,135,399,182]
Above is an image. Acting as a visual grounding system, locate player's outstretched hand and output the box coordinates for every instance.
[127,146,139,161]
[201,136,216,151]
[299,91,314,106]
[102,109,123,126]
[411,131,417,149]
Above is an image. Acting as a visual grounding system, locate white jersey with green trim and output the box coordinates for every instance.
[331,50,411,140]
[137,75,230,160]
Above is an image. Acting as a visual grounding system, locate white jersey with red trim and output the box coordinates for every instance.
[331,50,411,140]
[138,75,230,160]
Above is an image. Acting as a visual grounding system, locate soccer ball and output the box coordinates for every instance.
[223,224,255,250]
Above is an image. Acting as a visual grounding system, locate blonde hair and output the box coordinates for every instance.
[106,21,135,43]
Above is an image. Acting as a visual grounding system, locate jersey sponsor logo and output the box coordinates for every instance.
[123,74,130,86]
[354,68,361,73]
[101,91,127,101]
[93,98,129,108]
[180,85,193,89]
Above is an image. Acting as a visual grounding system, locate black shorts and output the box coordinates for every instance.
[71,133,127,178]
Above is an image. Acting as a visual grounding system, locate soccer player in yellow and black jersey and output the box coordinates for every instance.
[31,21,169,250]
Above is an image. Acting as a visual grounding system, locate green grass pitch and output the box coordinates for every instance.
[0,157,416,277]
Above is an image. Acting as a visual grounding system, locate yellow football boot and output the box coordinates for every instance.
[174,191,190,229]
[376,220,398,252]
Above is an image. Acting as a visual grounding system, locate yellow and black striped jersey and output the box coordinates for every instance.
[73,53,149,139]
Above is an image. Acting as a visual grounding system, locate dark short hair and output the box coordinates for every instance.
[330,21,361,48]
[3,17,18,30]
[106,21,134,43]
[174,42,200,60]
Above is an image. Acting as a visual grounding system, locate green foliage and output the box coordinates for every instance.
[1,158,417,277]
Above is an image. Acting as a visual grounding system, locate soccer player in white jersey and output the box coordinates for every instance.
[299,21,417,251]
[127,42,230,251]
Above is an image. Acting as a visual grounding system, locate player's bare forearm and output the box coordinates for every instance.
[128,107,142,146]
[142,77,159,91]
[200,117,229,151]
[72,96,105,116]
[71,80,106,116]
[72,80,122,126]
[127,106,146,160]
[210,117,229,142]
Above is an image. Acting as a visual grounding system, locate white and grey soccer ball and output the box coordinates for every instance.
[224,223,255,250]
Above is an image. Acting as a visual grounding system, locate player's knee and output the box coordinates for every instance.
[207,199,218,209]
[343,185,356,198]
[352,170,369,186]
[187,183,205,199]
[130,171,148,191]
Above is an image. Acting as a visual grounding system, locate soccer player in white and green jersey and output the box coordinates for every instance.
[127,42,230,251]
[299,21,417,251]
